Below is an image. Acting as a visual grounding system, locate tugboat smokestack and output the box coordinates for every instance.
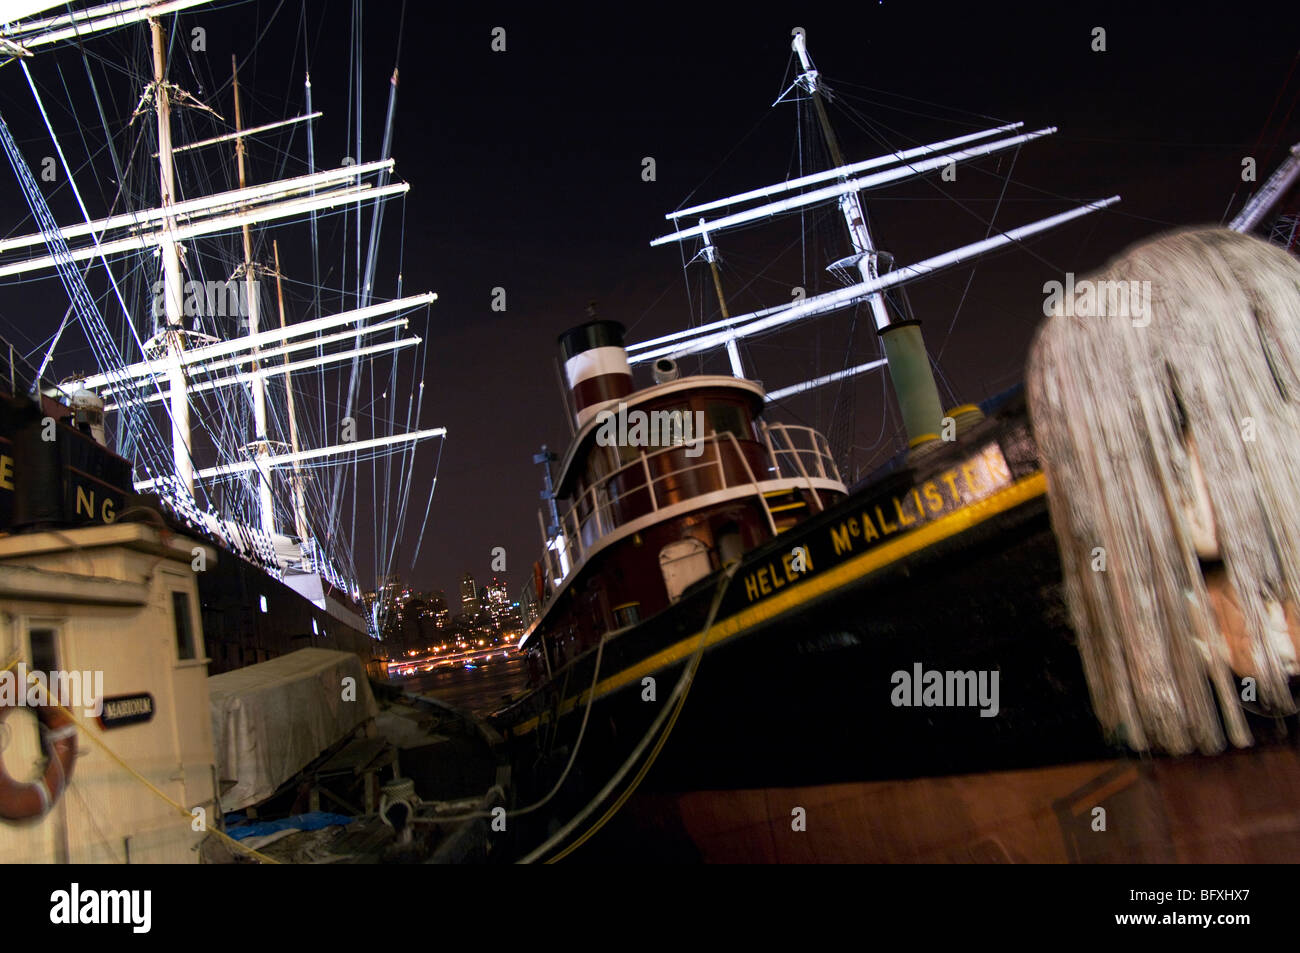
[558,319,634,427]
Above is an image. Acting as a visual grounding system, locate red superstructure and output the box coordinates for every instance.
[520,320,845,679]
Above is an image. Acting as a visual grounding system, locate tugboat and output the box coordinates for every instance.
[492,34,1300,863]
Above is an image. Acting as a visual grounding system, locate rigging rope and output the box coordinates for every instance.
[0,90,194,506]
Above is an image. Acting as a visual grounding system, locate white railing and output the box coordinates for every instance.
[759,421,839,511]
[533,423,842,603]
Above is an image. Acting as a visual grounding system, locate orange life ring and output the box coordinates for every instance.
[0,701,77,821]
[533,561,545,601]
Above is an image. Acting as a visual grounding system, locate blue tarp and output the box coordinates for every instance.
[224,811,353,841]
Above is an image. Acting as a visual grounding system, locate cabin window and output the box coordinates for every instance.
[29,626,59,674]
[172,590,196,660]
[707,402,750,440]
[591,484,613,535]
[606,403,697,465]
[584,447,613,488]
[659,403,695,449]
[613,440,642,467]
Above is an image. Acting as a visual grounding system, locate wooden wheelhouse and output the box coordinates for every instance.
[520,320,845,681]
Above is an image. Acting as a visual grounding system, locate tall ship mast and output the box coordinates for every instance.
[637,31,1113,463]
[0,1,445,655]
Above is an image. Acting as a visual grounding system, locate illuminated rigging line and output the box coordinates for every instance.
[378,194,415,587]
[830,93,1068,275]
[935,146,1019,365]
[13,6,437,604]
[406,433,444,573]
[16,55,206,499]
[829,83,1081,445]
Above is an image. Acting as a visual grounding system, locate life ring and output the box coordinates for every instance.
[533,561,545,602]
[0,702,77,821]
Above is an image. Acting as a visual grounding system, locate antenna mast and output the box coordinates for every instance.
[697,220,744,377]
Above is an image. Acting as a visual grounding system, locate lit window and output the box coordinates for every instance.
[312,618,319,635]
[259,595,268,613]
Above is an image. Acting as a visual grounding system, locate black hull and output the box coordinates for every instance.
[492,394,1300,860]
[575,501,1111,791]
[195,549,375,675]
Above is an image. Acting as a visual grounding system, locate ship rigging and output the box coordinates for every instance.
[0,0,444,636]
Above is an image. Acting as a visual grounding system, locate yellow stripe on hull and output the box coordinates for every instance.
[511,471,1047,735]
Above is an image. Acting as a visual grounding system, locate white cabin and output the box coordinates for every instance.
[0,523,217,863]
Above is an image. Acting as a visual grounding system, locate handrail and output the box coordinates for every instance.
[759,420,780,479]
[766,423,824,511]
[640,450,657,511]
[534,423,844,603]
[761,422,841,486]
[1,331,47,398]
[723,429,778,535]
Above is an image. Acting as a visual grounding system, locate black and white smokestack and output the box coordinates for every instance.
[557,320,634,428]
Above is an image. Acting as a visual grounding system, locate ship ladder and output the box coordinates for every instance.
[762,487,807,530]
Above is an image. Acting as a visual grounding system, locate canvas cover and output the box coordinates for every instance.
[209,648,379,810]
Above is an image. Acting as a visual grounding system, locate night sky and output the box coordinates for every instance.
[2,2,1297,601]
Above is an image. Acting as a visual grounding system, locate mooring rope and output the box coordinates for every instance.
[1027,227,1300,755]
